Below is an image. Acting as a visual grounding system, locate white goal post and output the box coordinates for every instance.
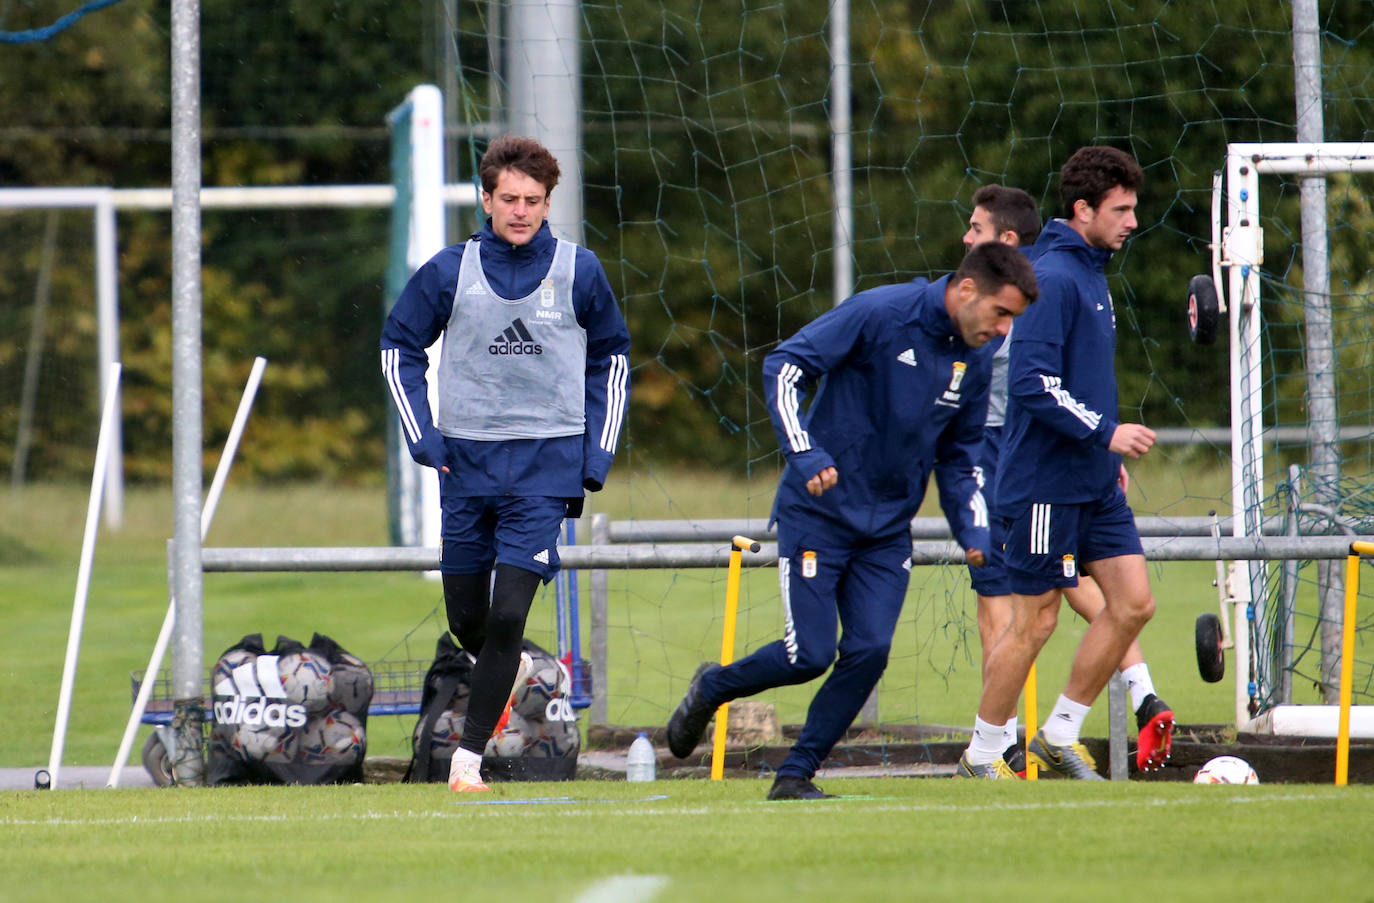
[1215,140,1374,735]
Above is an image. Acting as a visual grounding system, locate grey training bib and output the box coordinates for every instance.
[437,239,587,440]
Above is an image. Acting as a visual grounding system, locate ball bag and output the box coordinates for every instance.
[406,634,579,783]
[206,632,372,786]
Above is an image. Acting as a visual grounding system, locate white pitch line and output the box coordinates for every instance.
[572,874,669,903]
[0,791,1351,828]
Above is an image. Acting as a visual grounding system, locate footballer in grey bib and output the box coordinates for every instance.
[437,239,587,440]
[984,325,1011,430]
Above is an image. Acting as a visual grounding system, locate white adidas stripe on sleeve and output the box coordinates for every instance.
[1039,374,1102,431]
[599,353,629,452]
[969,488,988,528]
[775,362,812,453]
[381,347,423,444]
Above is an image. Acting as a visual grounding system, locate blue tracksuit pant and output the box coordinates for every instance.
[697,514,912,778]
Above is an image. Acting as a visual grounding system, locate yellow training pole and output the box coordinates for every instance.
[1336,542,1374,785]
[711,535,760,780]
[1024,661,1039,780]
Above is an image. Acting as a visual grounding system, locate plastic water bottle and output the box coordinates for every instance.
[626,731,657,782]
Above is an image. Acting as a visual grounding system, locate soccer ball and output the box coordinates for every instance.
[513,655,570,721]
[278,651,333,712]
[300,710,365,764]
[211,647,257,697]
[420,708,465,755]
[1193,755,1259,784]
[485,711,534,758]
[233,722,298,763]
[524,718,580,758]
[327,653,374,717]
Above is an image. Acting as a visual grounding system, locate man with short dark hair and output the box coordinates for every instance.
[666,241,1037,800]
[959,146,1168,780]
[381,135,630,792]
[964,184,1042,251]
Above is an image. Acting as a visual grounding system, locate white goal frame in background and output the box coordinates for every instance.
[1215,141,1374,735]
[385,84,447,554]
[0,159,475,535]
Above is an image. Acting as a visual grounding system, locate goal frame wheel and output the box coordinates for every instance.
[141,732,174,787]
[1187,274,1220,345]
[1195,612,1226,683]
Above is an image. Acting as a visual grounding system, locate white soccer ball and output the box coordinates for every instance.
[1193,755,1259,784]
[278,651,333,713]
[300,710,365,764]
[418,708,465,756]
[233,722,298,763]
[513,655,570,721]
[485,711,534,758]
[326,654,373,717]
[211,647,257,697]
[525,718,581,759]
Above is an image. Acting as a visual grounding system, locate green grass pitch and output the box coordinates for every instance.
[3,778,1373,902]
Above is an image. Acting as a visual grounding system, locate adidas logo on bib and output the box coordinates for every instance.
[489,318,543,356]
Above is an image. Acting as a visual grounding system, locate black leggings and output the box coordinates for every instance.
[442,564,542,755]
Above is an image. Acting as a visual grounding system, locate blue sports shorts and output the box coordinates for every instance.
[439,494,566,582]
[1001,487,1142,595]
[968,513,1012,596]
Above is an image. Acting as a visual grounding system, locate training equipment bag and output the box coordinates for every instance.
[207,632,373,786]
[406,634,579,783]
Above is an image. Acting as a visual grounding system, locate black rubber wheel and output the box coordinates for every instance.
[141,733,174,787]
[1195,612,1226,683]
[1187,274,1220,345]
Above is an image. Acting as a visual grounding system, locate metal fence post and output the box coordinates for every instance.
[1108,672,1128,780]
[589,513,610,726]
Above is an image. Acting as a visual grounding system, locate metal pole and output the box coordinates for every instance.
[589,513,610,726]
[506,0,583,243]
[829,0,853,307]
[1280,465,1302,703]
[487,0,504,132]
[11,210,58,491]
[95,191,123,528]
[170,0,205,786]
[441,0,462,239]
[44,362,121,790]
[1292,0,1343,703]
[1107,673,1128,780]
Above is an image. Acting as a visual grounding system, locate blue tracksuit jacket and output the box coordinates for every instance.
[380,220,630,497]
[995,218,1123,514]
[764,275,990,550]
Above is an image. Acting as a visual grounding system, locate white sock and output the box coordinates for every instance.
[1120,663,1155,713]
[965,716,1010,765]
[451,747,481,774]
[1042,695,1092,746]
[1003,715,1019,752]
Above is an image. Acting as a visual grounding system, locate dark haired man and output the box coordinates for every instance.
[381,136,630,792]
[963,184,1042,251]
[958,182,1174,779]
[667,242,1037,800]
[959,147,1172,780]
